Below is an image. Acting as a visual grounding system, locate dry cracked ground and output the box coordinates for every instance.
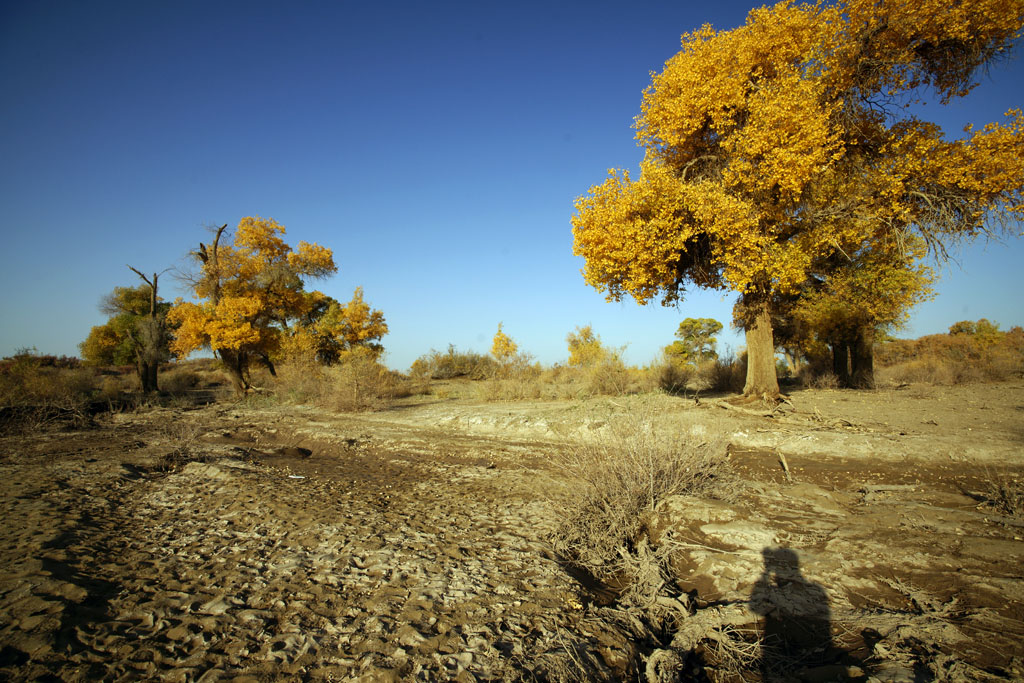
[1,382,1022,681]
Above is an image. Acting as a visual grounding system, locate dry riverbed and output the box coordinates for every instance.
[1,382,1022,681]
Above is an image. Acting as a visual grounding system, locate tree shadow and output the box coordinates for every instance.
[750,547,838,681]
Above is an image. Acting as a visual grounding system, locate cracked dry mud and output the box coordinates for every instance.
[1,382,1023,681]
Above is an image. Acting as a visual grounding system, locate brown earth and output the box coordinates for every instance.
[0,382,1022,681]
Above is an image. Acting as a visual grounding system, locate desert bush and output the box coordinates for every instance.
[159,366,203,393]
[328,350,397,411]
[700,353,746,393]
[658,361,694,395]
[549,416,730,596]
[802,371,841,390]
[477,377,545,402]
[584,354,632,396]
[981,468,1024,518]
[412,345,497,380]
[0,350,99,433]
[154,420,208,472]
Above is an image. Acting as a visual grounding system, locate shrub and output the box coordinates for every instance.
[159,366,202,393]
[0,351,98,433]
[328,349,403,411]
[549,415,730,596]
[412,345,497,380]
[701,353,746,393]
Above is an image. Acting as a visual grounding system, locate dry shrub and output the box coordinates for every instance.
[477,358,544,401]
[412,345,497,380]
[803,370,841,390]
[700,354,746,393]
[159,366,202,393]
[658,362,695,396]
[876,358,955,386]
[274,355,329,404]
[981,468,1024,518]
[327,353,396,411]
[549,416,730,598]
[0,352,98,433]
[274,349,413,412]
[154,420,208,472]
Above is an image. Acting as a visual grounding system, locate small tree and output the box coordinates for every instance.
[566,325,606,367]
[664,318,723,367]
[491,322,518,364]
[80,267,173,393]
[287,287,390,364]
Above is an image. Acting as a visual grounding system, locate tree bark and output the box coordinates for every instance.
[832,341,850,387]
[850,327,875,389]
[742,295,780,398]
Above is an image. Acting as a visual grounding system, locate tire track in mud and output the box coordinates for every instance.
[0,413,627,681]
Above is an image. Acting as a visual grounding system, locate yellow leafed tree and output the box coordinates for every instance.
[168,217,337,394]
[566,325,606,367]
[490,323,518,364]
[572,0,1024,398]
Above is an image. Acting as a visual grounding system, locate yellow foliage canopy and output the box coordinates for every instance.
[167,217,337,390]
[490,323,518,363]
[572,0,1024,307]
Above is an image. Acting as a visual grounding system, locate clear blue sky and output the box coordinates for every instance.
[2,1,1022,371]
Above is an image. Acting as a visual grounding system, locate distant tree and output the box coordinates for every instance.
[305,287,389,364]
[949,318,1003,346]
[80,266,173,393]
[572,0,1024,398]
[948,320,977,336]
[490,322,518,364]
[566,325,606,367]
[168,218,336,394]
[664,318,723,367]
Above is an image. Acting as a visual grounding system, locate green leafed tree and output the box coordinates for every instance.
[664,318,723,367]
[80,267,173,392]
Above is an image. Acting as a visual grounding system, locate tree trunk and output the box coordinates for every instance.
[742,296,780,398]
[218,349,250,396]
[137,361,158,393]
[832,341,850,387]
[850,328,875,389]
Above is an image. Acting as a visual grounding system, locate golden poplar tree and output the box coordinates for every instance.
[168,217,336,394]
[572,0,1024,398]
[490,323,519,364]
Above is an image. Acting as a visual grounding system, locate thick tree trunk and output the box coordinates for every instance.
[850,328,875,389]
[218,349,250,396]
[832,341,850,387]
[742,296,780,398]
[137,361,158,393]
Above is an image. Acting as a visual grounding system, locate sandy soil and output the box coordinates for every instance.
[0,382,1022,681]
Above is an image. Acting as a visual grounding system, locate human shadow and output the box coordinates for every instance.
[749,547,834,681]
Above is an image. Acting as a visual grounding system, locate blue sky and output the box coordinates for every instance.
[2,0,1022,371]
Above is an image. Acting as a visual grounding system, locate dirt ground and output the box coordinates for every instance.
[0,381,1022,681]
